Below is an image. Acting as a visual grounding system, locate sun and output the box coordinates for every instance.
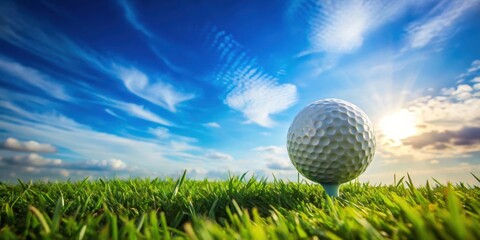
[379,109,417,141]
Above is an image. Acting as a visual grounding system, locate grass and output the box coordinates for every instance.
[0,172,479,239]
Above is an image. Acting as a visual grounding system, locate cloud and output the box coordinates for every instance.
[205,151,234,161]
[203,122,220,128]
[403,127,480,149]
[0,1,194,115]
[404,0,479,50]
[225,81,297,127]
[81,159,127,171]
[148,127,197,144]
[204,27,298,127]
[1,153,62,166]
[458,60,480,81]
[0,153,127,171]
[0,2,109,76]
[254,146,286,155]
[289,1,426,54]
[409,85,480,130]
[117,0,153,38]
[266,162,294,171]
[105,108,123,119]
[0,57,70,101]
[467,60,480,74]
[115,66,195,112]
[305,1,370,53]
[115,102,173,126]
[254,145,294,171]
[441,84,474,100]
[149,127,170,139]
[1,137,56,153]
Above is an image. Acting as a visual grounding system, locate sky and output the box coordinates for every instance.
[0,0,479,185]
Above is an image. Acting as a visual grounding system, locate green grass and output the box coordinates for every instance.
[1,172,479,239]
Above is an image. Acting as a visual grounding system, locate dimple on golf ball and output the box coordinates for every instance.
[287,98,376,185]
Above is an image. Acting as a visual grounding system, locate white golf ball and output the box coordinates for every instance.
[287,98,376,185]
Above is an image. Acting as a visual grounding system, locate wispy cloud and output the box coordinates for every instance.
[1,137,56,153]
[289,1,425,54]
[254,145,294,171]
[205,151,234,161]
[1,1,195,120]
[148,127,197,143]
[117,0,153,38]
[404,0,480,50]
[458,60,480,81]
[115,66,195,112]
[0,1,109,75]
[148,127,170,139]
[253,146,286,155]
[114,102,173,126]
[0,57,70,101]
[115,0,195,80]
[204,27,298,127]
[203,122,220,128]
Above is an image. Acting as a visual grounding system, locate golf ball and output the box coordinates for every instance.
[287,98,375,184]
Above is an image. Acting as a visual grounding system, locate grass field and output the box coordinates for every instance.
[1,172,479,239]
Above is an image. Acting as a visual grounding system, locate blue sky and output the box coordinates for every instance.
[0,0,479,184]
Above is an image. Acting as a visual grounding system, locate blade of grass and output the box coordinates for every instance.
[171,169,187,199]
[28,206,51,234]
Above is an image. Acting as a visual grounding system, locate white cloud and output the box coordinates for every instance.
[117,0,153,38]
[203,122,220,128]
[1,153,62,166]
[115,66,194,112]
[404,0,479,50]
[0,2,110,76]
[442,84,474,100]
[468,60,480,73]
[204,27,298,127]
[205,151,234,161]
[307,1,370,53]
[0,57,70,101]
[116,102,173,126]
[225,81,297,127]
[289,1,427,54]
[84,159,127,171]
[254,145,294,171]
[149,127,170,139]
[147,127,197,145]
[105,108,123,119]
[1,137,56,153]
[474,83,480,90]
[0,153,127,171]
[254,146,286,155]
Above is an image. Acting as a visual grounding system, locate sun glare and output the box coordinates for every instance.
[379,110,417,141]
